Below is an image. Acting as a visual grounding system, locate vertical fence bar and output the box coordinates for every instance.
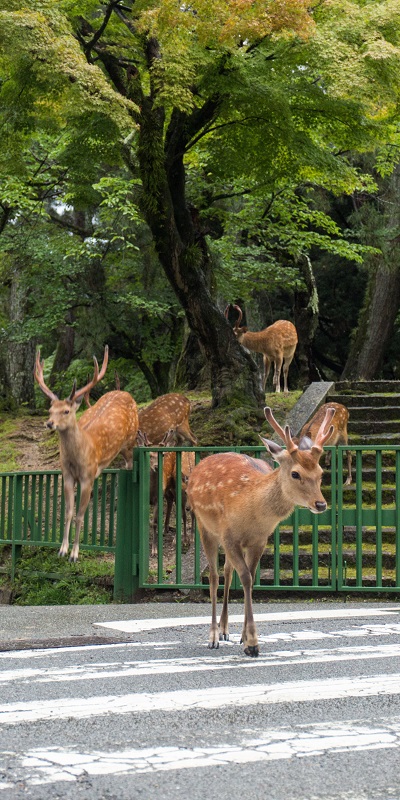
[114,464,138,600]
[375,449,382,587]
[23,474,30,540]
[292,508,299,587]
[396,451,400,586]
[273,527,280,586]
[11,474,23,580]
[51,473,59,543]
[99,474,107,547]
[355,450,363,587]
[44,474,51,542]
[36,474,44,542]
[175,450,182,584]
[108,472,117,547]
[330,447,337,590]
[91,479,99,546]
[312,515,319,586]
[157,452,164,583]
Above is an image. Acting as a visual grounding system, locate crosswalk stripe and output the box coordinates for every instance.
[16,719,400,785]
[94,607,400,633]
[2,672,400,724]
[2,642,400,684]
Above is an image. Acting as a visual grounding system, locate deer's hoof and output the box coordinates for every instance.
[244,645,259,657]
[219,632,229,641]
[208,640,219,649]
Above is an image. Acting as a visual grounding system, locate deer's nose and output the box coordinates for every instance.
[315,500,327,513]
[46,421,54,430]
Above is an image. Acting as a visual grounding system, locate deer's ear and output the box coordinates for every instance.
[259,436,285,463]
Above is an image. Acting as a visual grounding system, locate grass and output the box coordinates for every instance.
[0,416,22,471]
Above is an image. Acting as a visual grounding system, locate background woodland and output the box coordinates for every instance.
[1,0,400,411]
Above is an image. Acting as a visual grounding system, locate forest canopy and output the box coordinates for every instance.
[1,0,400,407]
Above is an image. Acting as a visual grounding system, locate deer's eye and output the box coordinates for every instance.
[291,471,301,480]
[63,409,70,415]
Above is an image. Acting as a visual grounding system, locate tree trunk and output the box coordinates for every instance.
[342,165,400,380]
[341,261,400,379]
[5,270,36,406]
[294,256,321,387]
[137,100,263,408]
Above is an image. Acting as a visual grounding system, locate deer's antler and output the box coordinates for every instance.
[264,406,298,455]
[69,345,109,402]
[34,350,58,402]
[311,406,335,459]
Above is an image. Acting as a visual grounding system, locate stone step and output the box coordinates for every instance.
[328,393,400,408]
[349,419,400,435]
[269,528,398,546]
[258,551,396,570]
[334,381,400,393]
[346,406,400,421]
[348,431,400,445]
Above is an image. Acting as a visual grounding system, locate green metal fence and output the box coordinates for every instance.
[1,444,400,599]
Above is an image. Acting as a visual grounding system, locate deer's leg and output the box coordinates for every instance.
[164,490,174,535]
[225,540,260,656]
[219,556,233,641]
[344,449,353,486]
[120,446,133,469]
[59,474,75,558]
[262,355,271,392]
[273,357,283,393]
[69,479,93,562]
[282,356,293,393]
[241,544,265,652]
[199,526,220,649]
[151,502,158,556]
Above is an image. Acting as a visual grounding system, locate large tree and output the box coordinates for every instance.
[1,1,400,404]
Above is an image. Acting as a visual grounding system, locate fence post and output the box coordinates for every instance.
[113,458,140,601]
[11,474,23,581]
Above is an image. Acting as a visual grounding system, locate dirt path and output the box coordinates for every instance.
[11,416,60,472]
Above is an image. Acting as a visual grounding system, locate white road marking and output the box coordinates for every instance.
[0,641,177,661]
[2,642,400,685]
[17,719,400,784]
[2,673,400,725]
[94,607,400,634]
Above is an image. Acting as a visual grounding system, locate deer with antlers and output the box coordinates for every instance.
[34,346,139,562]
[298,401,352,486]
[187,405,335,656]
[225,304,298,393]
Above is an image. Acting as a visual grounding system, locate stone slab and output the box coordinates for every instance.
[285,381,335,437]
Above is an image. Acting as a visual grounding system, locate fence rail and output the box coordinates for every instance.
[1,445,400,599]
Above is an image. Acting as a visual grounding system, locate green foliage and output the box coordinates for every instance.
[1,0,400,397]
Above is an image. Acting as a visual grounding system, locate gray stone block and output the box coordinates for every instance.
[285,381,335,437]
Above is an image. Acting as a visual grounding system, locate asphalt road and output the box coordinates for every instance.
[2,599,400,799]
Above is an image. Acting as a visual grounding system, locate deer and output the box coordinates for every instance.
[34,346,139,562]
[138,393,197,447]
[298,401,352,486]
[225,304,298,393]
[187,405,335,657]
[137,429,195,556]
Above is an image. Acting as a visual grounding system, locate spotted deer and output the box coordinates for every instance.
[187,405,335,657]
[34,346,139,562]
[138,393,197,446]
[298,401,352,486]
[225,304,298,393]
